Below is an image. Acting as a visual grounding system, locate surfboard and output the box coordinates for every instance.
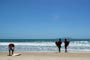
[12,53,21,56]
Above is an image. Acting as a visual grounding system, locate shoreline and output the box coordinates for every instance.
[0,52,90,60]
[1,50,89,53]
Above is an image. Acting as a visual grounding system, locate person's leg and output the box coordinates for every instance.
[65,47,67,53]
[12,49,14,55]
[59,46,61,53]
[9,49,11,56]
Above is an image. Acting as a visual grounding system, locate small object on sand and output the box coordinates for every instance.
[12,53,22,56]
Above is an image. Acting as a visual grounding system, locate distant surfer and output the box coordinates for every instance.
[8,43,15,56]
[64,39,70,52]
[55,38,62,53]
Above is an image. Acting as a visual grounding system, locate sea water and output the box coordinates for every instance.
[0,39,90,52]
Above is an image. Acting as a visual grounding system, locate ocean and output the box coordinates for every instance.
[0,39,90,52]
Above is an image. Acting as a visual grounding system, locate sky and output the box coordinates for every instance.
[0,0,90,39]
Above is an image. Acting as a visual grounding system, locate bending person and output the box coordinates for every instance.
[8,43,15,56]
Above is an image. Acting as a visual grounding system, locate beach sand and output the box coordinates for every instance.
[0,52,90,60]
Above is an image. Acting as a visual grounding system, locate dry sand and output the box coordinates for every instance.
[0,52,90,60]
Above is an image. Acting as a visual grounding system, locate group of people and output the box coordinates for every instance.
[8,38,70,56]
[55,38,70,53]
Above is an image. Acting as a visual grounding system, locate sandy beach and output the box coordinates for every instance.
[0,52,90,60]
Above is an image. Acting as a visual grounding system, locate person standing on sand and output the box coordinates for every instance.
[55,38,62,53]
[64,39,70,53]
[8,43,15,56]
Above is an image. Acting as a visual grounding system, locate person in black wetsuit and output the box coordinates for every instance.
[64,39,70,53]
[8,43,15,56]
[55,38,62,53]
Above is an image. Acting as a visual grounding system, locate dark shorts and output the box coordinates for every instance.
[58,46,61,48]
[9,49,14,51]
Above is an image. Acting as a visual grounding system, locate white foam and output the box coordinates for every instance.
[1,41,90,52]
[0,42,56,46]
[69,41,90,46]
[0,41,90,47]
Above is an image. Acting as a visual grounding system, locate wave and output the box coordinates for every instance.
[0,41,90,52]
[0,41,90,46]
[0,42,56,46]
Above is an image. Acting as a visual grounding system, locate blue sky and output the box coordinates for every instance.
[0,0,90,39]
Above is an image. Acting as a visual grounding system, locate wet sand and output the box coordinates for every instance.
[0,52,90,60]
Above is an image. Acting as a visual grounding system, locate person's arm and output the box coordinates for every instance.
[8,44,10,49]
[13,44,15,49]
